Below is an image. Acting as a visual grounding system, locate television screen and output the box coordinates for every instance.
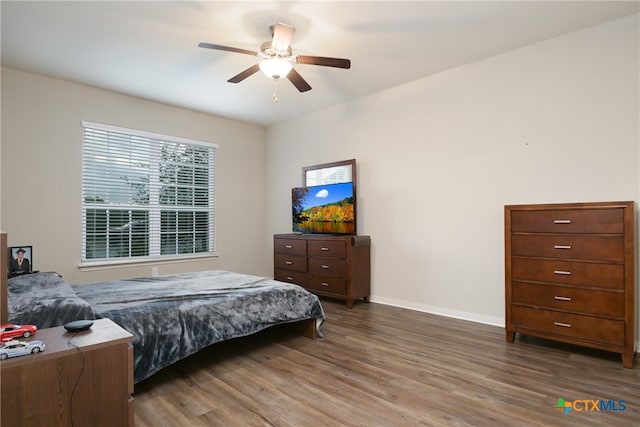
[292,182,355,235]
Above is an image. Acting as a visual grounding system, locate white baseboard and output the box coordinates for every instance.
[370,296,504,327]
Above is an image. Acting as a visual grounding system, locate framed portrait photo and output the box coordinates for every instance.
[8,246,33,276]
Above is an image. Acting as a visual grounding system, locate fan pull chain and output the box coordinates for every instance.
[272,78,280,103]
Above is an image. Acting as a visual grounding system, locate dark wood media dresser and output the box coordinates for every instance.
[504,201,635,368]
[274,234,371,308]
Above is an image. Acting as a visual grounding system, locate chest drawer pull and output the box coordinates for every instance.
[320,282,329,287]
[554,296,572,301]
[286,276,294,281]
[553,270,572,275]
[553,219,572,224]
[285,245,293,249]
[321,265,330,269]
[553,321,572,328]
[554,245,572,249]
[285,261,293,265]
[320,247,330,251]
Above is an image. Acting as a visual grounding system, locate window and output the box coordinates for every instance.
[82,121,217,263]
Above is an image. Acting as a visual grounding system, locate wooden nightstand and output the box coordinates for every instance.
[1,318,134,426]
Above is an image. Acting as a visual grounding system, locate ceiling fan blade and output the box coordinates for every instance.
[228,64,261,83]
[198,42,258,56]
[296,55,351,69]
[287,68,312,92]
[271,23,295,52]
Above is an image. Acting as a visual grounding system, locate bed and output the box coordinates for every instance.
[6,270,325,384]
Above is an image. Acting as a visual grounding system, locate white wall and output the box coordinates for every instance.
[265,15,640,330]
[0,67,268,283]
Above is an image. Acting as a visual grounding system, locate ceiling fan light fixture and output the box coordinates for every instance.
[199,22,350,93]
[259,58,292,80]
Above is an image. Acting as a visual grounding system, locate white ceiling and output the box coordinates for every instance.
[2,1,638,127]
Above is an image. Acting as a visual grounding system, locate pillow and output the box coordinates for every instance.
[7,272,96,329]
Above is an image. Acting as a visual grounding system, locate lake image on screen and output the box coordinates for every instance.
[292,182,355,234]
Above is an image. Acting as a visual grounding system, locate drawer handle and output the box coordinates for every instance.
[554,296,572,301]
[285,245,293,249]
[320,282,329,287]
[321,265,330,269]
[554,321,572,328]
[553,219,571,224]
[285,261,293,265]
[553,270,572,275]
[286,276,293,281]
[320,247,330,251]
[554,245,572,250]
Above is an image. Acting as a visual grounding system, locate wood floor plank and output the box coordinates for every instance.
[134,298,640,426]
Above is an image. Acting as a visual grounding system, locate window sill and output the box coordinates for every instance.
[78,253,219,271]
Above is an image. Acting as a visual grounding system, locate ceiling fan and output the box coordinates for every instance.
[198,23,351,93]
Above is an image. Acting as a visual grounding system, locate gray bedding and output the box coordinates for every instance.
[8,272,96,328]
[74,270,325,383]
[8,270,325,384]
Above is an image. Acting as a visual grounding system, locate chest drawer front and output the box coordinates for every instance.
[307,275,346,294]
[511,208,624,234]
[511,234,623,262]
[274,238,307,256]
[274,269,307,286]
[274,254,307,272]
[308,240,347,258]
[511,305,624,346]
[511,282,624,317]
[511,258,624,289]
[308,258,347,277]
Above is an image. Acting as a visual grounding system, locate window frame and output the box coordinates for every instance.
[80,121,218,267]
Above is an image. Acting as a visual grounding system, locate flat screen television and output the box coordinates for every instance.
[292,182,355,235]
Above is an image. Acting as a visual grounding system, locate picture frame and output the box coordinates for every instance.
[8,246,33,276]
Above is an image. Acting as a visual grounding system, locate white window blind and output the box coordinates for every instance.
[82,121,217,262]
[305,165,352,186]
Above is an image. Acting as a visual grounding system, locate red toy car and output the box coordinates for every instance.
[0,324,37,342]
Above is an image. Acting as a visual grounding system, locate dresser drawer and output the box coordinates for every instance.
[127,344,134,394]
[274,254,307,272]
[307,275,346,294]
[511,258,624,289]
[511,234,623,262]
[274,238,307,256]
[128,396,135,427]
[511,306,624,346]
[511,208,624,234]
[274,269,307,286]
[308,258,346,277]
[511,282,624,317]
[308,240,347,258]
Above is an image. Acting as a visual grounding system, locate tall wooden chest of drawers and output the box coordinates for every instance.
[274,234,371,308]
[505,201,635,368]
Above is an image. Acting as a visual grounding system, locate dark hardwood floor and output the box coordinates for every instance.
[134,298,639,426]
